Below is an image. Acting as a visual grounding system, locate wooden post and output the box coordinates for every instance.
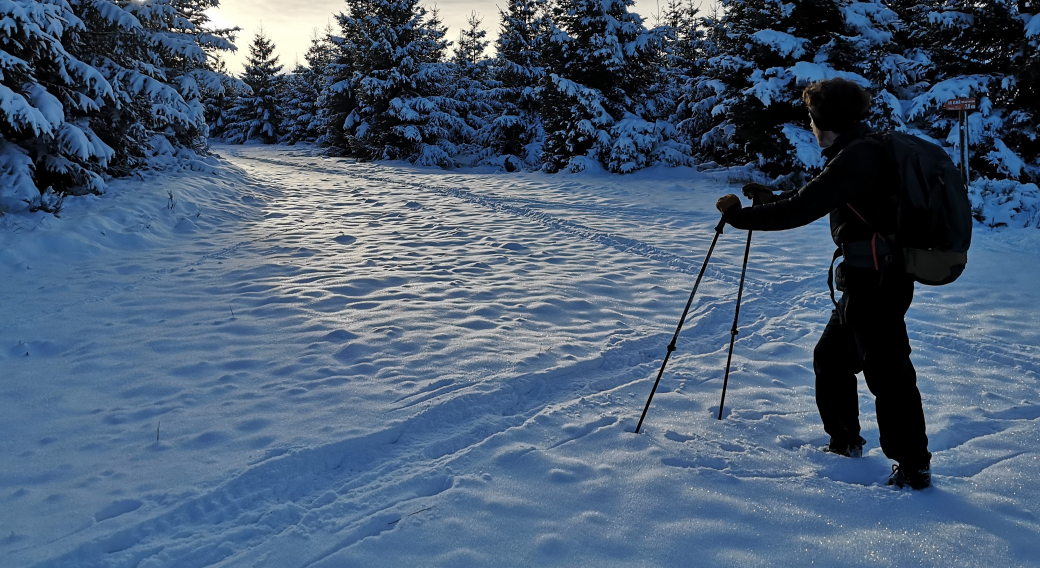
[944,97,976,187]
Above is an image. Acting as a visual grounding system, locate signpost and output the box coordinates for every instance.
[945,97,977,185]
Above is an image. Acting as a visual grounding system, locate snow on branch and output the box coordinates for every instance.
[782,124,825,170]
[745,67,793,107]
[1027,14,1040,38]
[908,75,992,119]
[790,62,870,87]
[842,1,897,45]
[91,0,144,31]
[751,30,809,59]
[1,84,53,136]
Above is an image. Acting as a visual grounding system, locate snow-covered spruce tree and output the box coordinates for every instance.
[694,0,871,182]
[202,54,240,140]
[336,0,466,166]
[281,27,338,145]
[315,24,357,153]
[539,0,666,173]
[1,0,235,214]
[280,62,315,144]
[681,0,727,165]
[1,0,114,212]
[479,0,548,169]
[451,12,493,159]
[647,0,703,167]
[223,28,284,144]
[70,0,236,172]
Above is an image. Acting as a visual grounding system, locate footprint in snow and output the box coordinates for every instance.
[333,235,357,245]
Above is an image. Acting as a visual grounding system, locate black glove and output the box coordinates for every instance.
[741,182,775,205]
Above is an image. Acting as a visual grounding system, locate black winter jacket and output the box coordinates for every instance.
[726,124,900,247]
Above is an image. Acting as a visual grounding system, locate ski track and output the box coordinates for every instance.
[7,146,1040,567]
[28,325,668,567]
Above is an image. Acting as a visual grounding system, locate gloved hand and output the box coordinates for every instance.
[741,182,775,205]
[716,194,742,216]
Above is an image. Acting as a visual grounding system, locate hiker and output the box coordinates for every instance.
[715,78,932,490]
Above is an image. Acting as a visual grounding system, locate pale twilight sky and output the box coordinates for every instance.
[206,0,670,74]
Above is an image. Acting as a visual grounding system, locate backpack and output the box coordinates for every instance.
[866,131,973,285]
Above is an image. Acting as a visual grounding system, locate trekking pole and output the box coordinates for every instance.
[718,229,753,420]
[635,216,727,434]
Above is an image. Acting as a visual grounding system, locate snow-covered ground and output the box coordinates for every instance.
[2,145,1040,567]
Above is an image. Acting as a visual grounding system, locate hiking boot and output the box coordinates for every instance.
[824,435,866,458]
[887,463,931,490]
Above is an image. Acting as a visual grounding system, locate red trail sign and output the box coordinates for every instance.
[944,98,977,111]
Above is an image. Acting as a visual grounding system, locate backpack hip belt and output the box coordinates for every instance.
[827,231,899,313]
[842,236,895,270]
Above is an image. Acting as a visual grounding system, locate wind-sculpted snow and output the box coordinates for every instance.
[2,146,1040,567]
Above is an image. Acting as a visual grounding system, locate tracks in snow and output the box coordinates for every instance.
[27,151,684,567]
[229,153,739,281]
[28,150,1040,567]
[238,153,1040,377]
[32,332,667,568]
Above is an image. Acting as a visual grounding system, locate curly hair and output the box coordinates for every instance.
[802,78,871,133]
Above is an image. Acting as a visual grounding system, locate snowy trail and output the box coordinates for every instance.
[3,147,1040,567]
[4,147,727,566]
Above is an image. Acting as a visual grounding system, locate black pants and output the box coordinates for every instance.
[814,267,930,468]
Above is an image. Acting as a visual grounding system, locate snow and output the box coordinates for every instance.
[970,177,1040,229]
[1027,14,1040,38]
[0,141,37,212]
[841,0,897,45]
[745,67,793,107]
[790,61,870,87]
[926,10,972,28]
[2,145,1040,567]
[0,84,50,136]
[984,138,1027,179]
[750,30,808,59]
[25,84,64,133]
[781,123,826,169]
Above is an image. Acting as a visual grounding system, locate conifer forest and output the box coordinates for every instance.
[2,0,1039,225]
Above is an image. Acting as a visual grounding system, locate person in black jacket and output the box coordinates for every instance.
[716,78,932,490]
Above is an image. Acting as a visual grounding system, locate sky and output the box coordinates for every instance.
[205,0,671,74]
